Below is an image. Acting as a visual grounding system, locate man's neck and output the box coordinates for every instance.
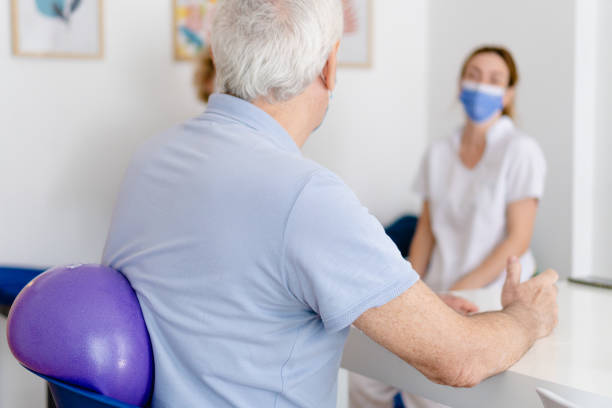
[252,95,314,149]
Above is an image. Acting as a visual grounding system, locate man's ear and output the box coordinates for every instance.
[322,41,341,91]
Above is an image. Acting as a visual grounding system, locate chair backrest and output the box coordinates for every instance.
[385,215,418,258]
[0,266,46,307]
[35,369,141,408]
[6,264,154,407]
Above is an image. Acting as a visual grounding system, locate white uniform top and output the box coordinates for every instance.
[414,116,547,291]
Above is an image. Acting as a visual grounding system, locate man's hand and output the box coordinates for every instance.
[501,256,559,340]
[438,293,479,315]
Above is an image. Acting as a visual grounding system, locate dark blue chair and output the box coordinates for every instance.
[385,215,418,258]
[32,370,140,408]
[0,266,46,310]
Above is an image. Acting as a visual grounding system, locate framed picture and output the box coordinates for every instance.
[339,0,373,68]
[173,0,217,61]
[11,0,104,59]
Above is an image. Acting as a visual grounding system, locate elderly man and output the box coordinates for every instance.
[102,1,558,407]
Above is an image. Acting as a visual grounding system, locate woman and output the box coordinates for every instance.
[194,46,216,103]
[350,45,546,408]
[410,45,546,292]
[403,44,546,408]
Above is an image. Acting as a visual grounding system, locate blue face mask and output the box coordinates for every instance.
[313,73,334,133]
[459,80,505,124]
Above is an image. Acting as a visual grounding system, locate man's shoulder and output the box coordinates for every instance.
[129,123,186,165]
[127,116,347,199]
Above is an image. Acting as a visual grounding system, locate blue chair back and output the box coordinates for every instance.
[34,370,141,408]
[0,266,46,307]
[385,215,418,258]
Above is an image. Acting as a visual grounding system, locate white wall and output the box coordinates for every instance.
[427,0,576,277]
[592,0,612,278]
[1,0,428,267]
[304,0,429,226]
[571,0,601,279]
[0,1,204,268]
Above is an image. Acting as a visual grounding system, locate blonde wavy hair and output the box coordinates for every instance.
[194,46,216,103]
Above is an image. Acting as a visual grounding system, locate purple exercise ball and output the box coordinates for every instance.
[6,264,153,406]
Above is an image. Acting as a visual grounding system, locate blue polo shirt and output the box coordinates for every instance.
[102,94,419,408]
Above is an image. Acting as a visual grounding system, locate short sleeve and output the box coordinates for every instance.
[283,171,420,332]
[505,137,547,203]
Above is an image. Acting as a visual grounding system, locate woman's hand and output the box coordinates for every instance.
[450,272,490,291]
[450,276,480,291]
[438,293,479,315]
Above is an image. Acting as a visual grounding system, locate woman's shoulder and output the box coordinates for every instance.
[506,130,543,157]
[497,119,543,156]
[500,124,546,170]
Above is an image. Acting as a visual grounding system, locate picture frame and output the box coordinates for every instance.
[338,0,373,68]
[11,0,104,59]
[173,0,216,61]
[172,0,373,66]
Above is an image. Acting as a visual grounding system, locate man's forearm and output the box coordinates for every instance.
[457,306,537,385]
[354,269,557,389]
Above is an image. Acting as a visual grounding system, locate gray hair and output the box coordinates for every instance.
[211,0,344,103]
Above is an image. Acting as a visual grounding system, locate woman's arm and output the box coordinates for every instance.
[450,198,538,290]
[411,202,480,314]
[408,201,435,277]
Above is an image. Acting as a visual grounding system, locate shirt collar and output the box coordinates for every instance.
[204,93,301,155]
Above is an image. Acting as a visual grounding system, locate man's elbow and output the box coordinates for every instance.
[428,359,487,388]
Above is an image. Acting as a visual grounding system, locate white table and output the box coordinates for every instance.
[341,280,612,407]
